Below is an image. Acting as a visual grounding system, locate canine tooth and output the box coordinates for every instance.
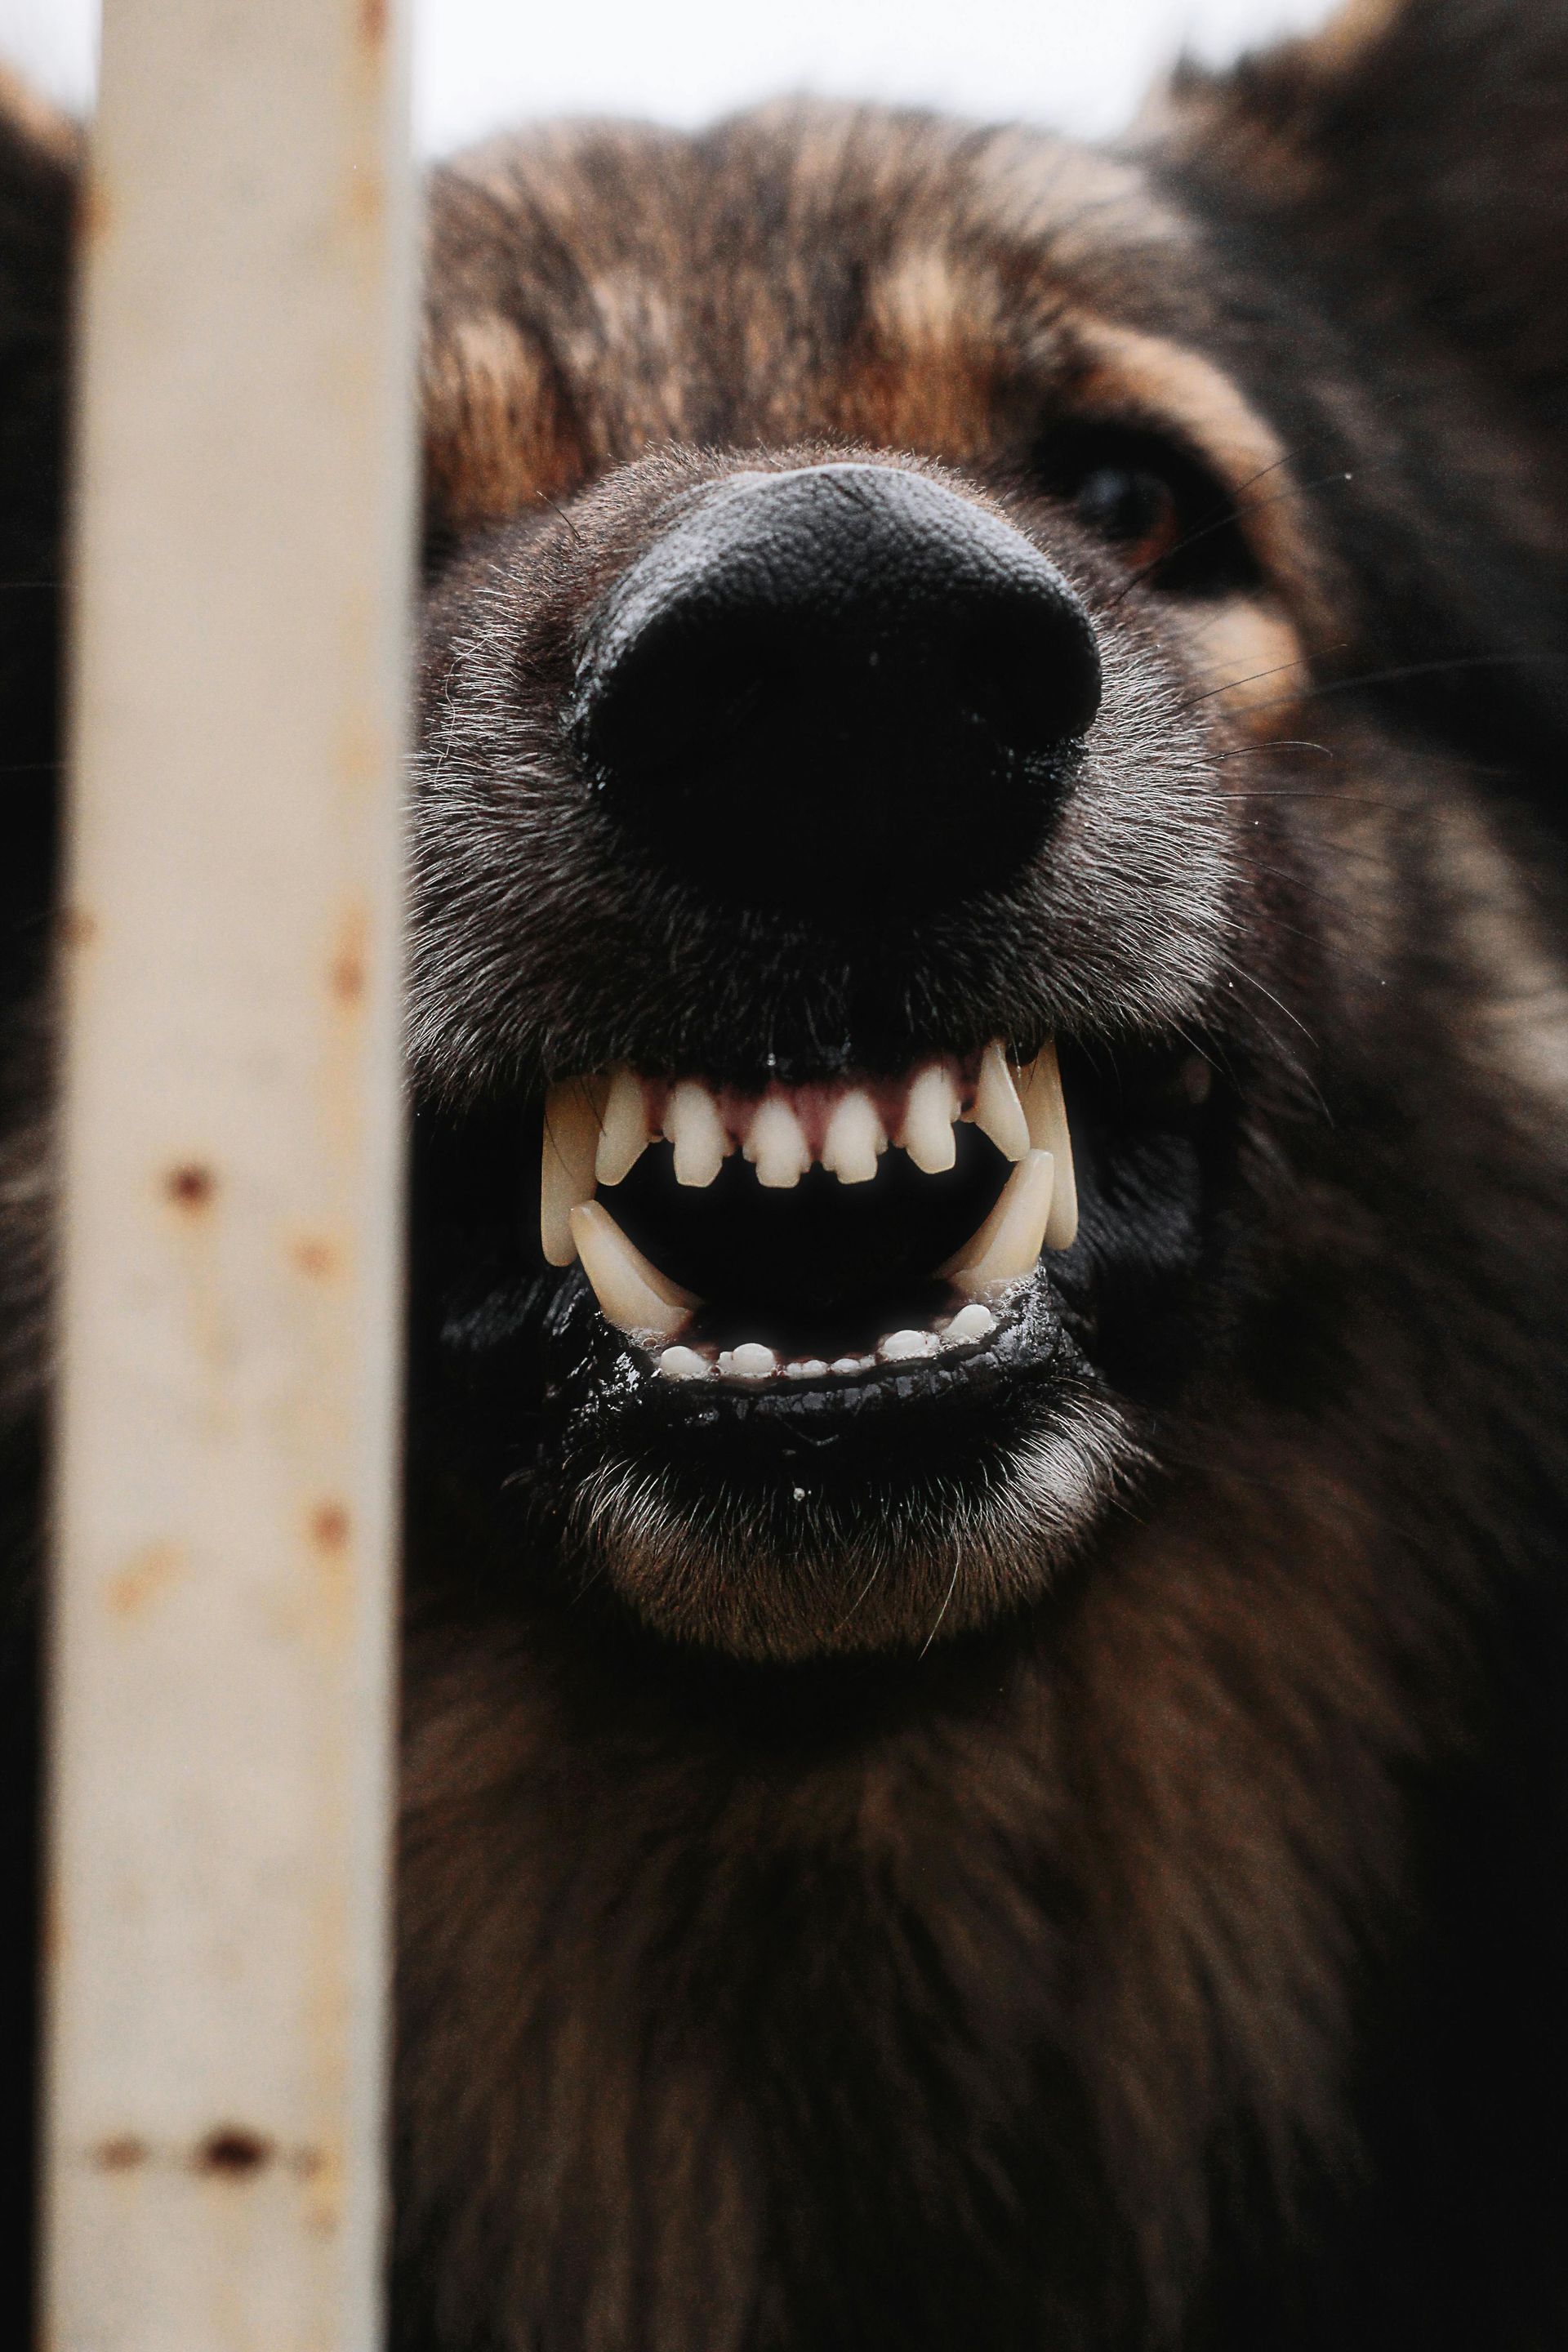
[821,1089,883,1184]
[880,1328,938,1361]
[657,1345,710,1381]
[726,1341,777,1379]
[939,1149,1055,1297]
[666,1079,729,1187]
[901,1066,959,1174]
[568,1200,697,1341]
[595,1067,652,1187]
[541,1078,606,1267]
[945,1302,997,1345]
[970,1042,1030,1162]
[749,1098,811,1188]
[1017,1040,1078,1249]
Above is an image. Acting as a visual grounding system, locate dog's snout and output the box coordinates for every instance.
[573,462,1101,916]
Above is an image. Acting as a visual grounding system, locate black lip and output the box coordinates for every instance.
[523,1258,1072,1497]
[550,1262,1062,1429]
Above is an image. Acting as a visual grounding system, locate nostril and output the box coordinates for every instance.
[573,462,1102,920]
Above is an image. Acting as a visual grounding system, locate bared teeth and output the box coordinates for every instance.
[821,1089,884,1184]
[748,1097,812,1189]
[569,1200,698,1340]
[541,1078,607,1267]
[880,1327,939,1362]
[1016,1040,1077,1249]
[900,1065,960,1174]
[666,1079,730,1187]
[540,1040,1075,1304]
[969,1042,1031,1163]
[595,1066,653,1187]
[938,1148,1056,1298]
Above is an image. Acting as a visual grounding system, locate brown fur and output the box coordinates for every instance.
[4,3,1568,2345]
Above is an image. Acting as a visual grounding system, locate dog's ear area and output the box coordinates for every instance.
[0,69,78,980]
[1158,0,1568,459]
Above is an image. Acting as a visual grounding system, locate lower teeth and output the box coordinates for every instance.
[655,1299,999,1385]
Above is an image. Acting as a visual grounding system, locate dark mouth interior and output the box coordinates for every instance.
[609,1122,1014,1351]
[410,1027,1230,1416]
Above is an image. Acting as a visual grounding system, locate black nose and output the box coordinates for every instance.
[572,462,1101,918]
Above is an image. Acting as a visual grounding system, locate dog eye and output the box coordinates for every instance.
[1071,463,1183,572]
[1031,427,1258,596]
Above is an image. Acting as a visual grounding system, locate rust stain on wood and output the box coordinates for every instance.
[105,1540,185,1620]
[291,1232,341,1281]
[311,1501,351,1552]
[165,1161,216,1210]
[78,164,112,243]
[194,2126,274,2177]
[329,901,369,1008]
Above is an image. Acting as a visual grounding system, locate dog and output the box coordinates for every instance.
[2,0,1568,2341]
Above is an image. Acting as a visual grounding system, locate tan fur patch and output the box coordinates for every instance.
[1298,0,1407,77]
[0,65,79,167]
[424,312,583,528]
[1438,798,1568,1111]
[848,246,1010,463]
[1062,316,1331,630]
[1172,597,1308,733]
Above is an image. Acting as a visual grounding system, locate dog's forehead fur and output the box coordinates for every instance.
[422,109,1229,526]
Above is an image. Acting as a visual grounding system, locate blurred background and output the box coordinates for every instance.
[7,0,1338,148]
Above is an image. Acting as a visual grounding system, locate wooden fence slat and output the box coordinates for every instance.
[41,0,416,2341]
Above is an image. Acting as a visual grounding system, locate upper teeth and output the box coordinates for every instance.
[539,1040,1078,1343]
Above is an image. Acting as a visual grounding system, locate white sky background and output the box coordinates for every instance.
[7,0,1338,149]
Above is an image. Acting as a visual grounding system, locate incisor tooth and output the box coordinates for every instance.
[541,1079,606,1267]
[1018,1040,1077,1249]
[569,1200,697,1341]
[821,1089,883,1184]
[750,1097,810,1188]
[595,1067,652,1187]
[666,1079,729,1187]
[901,1065,959,1173]
[970,1042,1030,1162]
[938,1148,1055,1297]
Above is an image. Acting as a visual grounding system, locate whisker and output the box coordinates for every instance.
[918,1552,964,1658]
[1107,469,1354,608]
[1214,740,1336,762]
[1227,650,1544,721]
[1181,652,1321,711]
[1229,964,1318,1049]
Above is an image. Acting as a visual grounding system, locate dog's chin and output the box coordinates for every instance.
[555,1396,1137,1664]
[535,1268,1139,1662]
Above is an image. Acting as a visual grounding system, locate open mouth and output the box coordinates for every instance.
[538,1042,1077,1388]
[409,1015,1227,1650]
